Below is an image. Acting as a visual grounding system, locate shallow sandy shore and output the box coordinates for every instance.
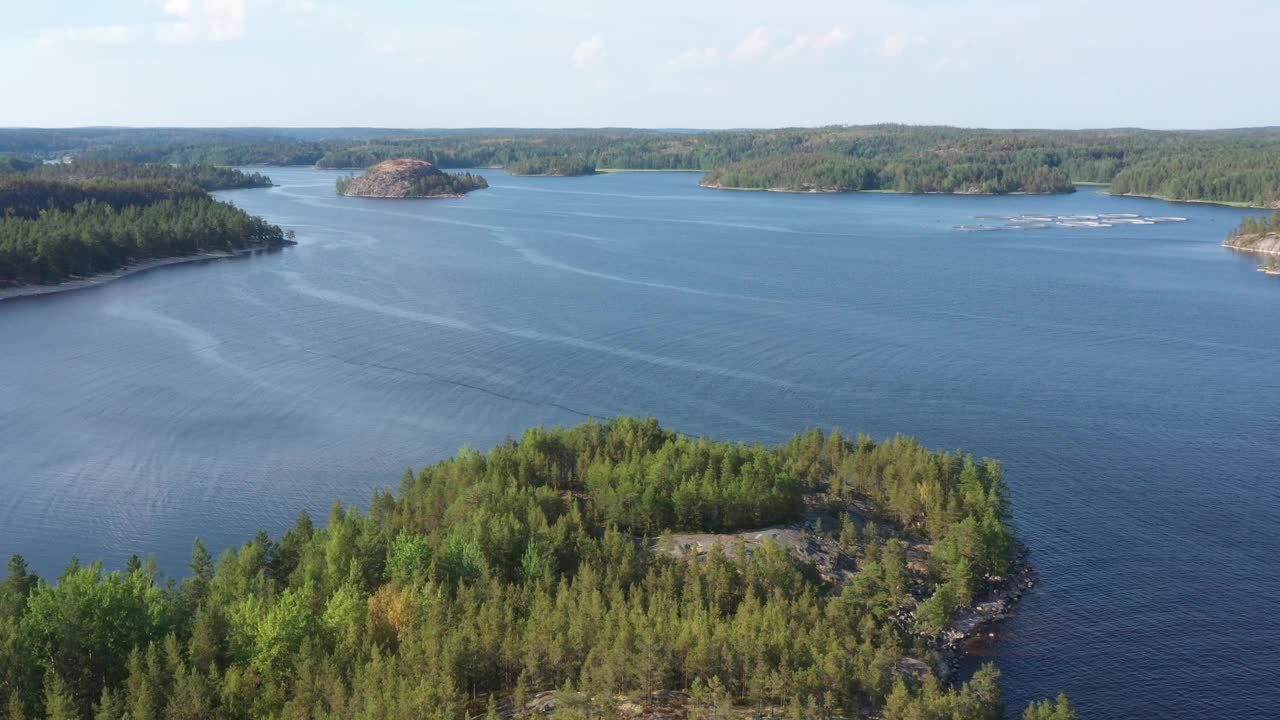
[0,250,251,303]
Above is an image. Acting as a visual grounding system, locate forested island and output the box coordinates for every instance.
[0,161,289,289]
[699,153,1074,195]
[336,158,488,198]
[1225,212,1280,274]
[7,124,1280,206]
[0,417,1074,720]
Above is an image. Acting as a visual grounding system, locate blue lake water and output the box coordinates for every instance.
[1,168,1277,718]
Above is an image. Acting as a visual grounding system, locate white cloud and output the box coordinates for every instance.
[675,25,847,68]
[813,25,850,50]
[158,0,250,44]
[667,46,719,69]
[572,34,603,69]
[28,25,137,51]
[772,24,849,63]
[878,32,925,59]
[729,26,770,62]
[879,33,906,58]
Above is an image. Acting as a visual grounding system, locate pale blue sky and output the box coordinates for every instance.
[3,0,1278,129]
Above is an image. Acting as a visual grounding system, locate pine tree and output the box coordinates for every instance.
[3,555,36,599]
[513,671,531,720]
[186,539,214,606]
[5,694,26,720]
[93,688,125,720]
[42,672,78,720]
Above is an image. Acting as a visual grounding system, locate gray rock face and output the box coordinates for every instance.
[1225,232,1280,255]
[341,158,458,198]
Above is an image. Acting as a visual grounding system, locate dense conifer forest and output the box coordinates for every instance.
[0,417,1072,720]
[407,171,489,197]
[28,159,273,191]
[0,161,287,286]
[0,155,34,174]
[699,154,1074,194]
[1107,148,1280,206]
[6,125,1278,205]
[0,177,206,219]
[0,195,288,285]
[90,142,329,168]
[504,157,598,177]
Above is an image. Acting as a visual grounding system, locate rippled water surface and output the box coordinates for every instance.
[2,169,1277,718]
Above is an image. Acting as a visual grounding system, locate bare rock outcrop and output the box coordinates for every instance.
[338,158,487,198]
[1224,231,1280,255]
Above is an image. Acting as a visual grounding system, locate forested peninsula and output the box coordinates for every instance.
[28,158,273,191]
[698,154,1073,195]
[1225,212,1280,274]
[8,124,1279,206]
[0,417,1074,720]
[336,158,488,198]
[0,161,289,289]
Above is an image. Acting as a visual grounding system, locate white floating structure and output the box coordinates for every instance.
[957,212,1186,233]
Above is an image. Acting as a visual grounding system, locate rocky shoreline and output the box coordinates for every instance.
[940,542,1037,679]
[1224,233,1280,255]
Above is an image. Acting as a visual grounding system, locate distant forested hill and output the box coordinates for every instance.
[504,156,597,176]
[0,154,33,173]
[5,125,1280,204]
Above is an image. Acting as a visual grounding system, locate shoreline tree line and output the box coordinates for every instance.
[4,125,1278,205]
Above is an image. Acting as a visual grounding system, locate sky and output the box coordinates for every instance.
[3,0,1279,130]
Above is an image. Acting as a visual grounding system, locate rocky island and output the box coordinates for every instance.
[335,157,488,198]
